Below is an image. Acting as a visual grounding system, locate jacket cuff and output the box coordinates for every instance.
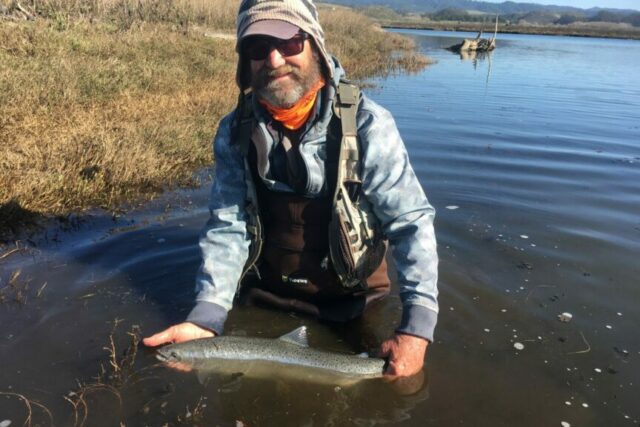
[396,304,438,342]
[186,301,228,335]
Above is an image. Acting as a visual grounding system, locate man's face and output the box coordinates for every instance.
[247,36,322,109]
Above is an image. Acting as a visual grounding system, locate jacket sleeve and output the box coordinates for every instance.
[186,112,251,334]
[357,98,439,342]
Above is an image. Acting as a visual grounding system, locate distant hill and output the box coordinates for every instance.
[324,0,638,16]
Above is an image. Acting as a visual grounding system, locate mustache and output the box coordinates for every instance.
[254,65,302,86]
[265,64,299,78]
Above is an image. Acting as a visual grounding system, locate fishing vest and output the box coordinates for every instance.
[231,81,390,319]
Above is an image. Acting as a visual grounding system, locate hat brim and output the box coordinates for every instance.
[241,20,300,40]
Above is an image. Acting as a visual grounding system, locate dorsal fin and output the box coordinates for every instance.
[278,326,309,347]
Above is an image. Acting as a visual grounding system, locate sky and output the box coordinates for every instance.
[480,0,639,11]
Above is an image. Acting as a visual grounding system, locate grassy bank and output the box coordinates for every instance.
[378,19,640,40]
[0,0,430,240]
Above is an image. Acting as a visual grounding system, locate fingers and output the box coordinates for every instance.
[165,361,193,373]
[386,370,426,395]
[143,327,176,347]
[143,323,215,347]
[379,338,395,358]
[380,334,427,377]
[384,360,399,376]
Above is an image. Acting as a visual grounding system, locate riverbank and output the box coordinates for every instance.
[379,20,640,40]
[0,0,431,243]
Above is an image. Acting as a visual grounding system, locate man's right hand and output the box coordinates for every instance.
[143,322,215,347]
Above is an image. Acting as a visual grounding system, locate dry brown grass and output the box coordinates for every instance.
[1,0,238,30]
[64,321,143,427]
[1,17,238,226]
[0,269,30,304]
[1,0,430,237]
[321,5,433,78]
[0,391,54,427]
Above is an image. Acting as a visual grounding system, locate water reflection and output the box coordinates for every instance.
[449,49,494,88]
[457,49,492,64]
[182,368,430,426]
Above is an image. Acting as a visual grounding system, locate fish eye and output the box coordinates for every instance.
[171,351,179,359]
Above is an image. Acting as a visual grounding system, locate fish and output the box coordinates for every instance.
[156,326,386,380]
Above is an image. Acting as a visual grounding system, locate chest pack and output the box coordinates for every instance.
[232,81,386,291]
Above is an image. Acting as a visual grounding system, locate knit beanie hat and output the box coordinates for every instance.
[235,0,334,89]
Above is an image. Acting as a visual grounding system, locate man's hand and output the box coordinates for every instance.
[380,333,428,377]
[143,322,215,347]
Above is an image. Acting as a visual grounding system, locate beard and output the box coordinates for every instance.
[251,60,322,109]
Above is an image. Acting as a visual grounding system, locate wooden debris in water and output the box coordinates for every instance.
[447,15,499,53]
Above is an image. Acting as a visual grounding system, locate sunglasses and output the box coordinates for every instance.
[244,33,310,61]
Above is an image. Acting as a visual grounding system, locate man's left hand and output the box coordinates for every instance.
[380,333,428,377]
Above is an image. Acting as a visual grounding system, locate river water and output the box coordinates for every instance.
[1,30,639,426]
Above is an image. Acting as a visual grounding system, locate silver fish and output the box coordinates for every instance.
[156,326,386,379]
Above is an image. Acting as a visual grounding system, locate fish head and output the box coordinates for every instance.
[156,345,196,372]
[156,345,183,364]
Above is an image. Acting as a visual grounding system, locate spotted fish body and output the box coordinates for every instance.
[156,326,385,379]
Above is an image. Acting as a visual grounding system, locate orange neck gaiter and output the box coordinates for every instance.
[259,79,326,131]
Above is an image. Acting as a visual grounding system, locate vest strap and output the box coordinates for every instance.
[334,82,360,184]
[236,89,254,157]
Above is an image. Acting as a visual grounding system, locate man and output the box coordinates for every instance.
[144,0,438,378]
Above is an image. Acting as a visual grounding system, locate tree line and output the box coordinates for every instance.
[423,8,640,27]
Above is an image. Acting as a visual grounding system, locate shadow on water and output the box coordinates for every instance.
[0,199,44,243]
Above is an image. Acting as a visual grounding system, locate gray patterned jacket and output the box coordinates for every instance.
[186,58,439,341]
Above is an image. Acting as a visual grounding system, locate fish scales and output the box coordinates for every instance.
[157,326,386,378]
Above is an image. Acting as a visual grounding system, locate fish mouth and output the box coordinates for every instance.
[155,349,194,372]
[155,347,176,363]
